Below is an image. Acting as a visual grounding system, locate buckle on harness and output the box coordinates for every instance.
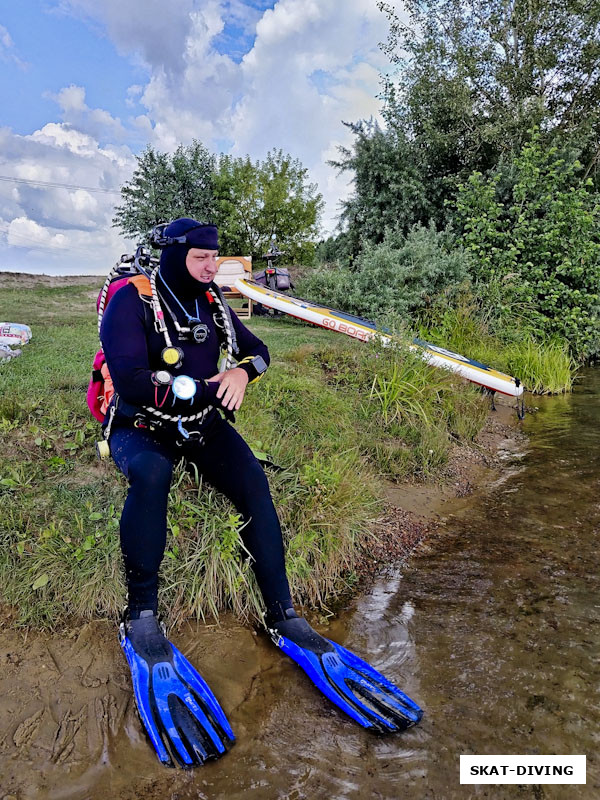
[175,429,204,447]
[134,415,158,431]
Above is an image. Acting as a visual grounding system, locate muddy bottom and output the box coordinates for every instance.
[0,619,264,799]
[0,609,428,800]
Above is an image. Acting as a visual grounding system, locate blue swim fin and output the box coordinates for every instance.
[269,614,423,733]
[119,610,235,767]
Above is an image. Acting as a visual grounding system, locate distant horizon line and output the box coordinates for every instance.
[0,268,106,277]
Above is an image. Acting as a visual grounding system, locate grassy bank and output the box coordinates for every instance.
[0,278,490,628]
[297,266,576,395]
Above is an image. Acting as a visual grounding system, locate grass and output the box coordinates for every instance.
[0,278,491,628]
[504,337,574,394]
[420,303,575,395]
[312,338,488,480]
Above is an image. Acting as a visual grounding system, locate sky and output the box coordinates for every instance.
[0,0,393,275]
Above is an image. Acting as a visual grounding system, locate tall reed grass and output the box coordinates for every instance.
[421,304,575,394]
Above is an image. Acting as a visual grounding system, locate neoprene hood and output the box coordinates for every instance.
[157,218,219,297]
[153,218,218,250]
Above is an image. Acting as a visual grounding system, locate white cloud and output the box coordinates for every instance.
[0,24,27,69]
[133,0,389,232]
[4,1,393,274]
[8,217,68,249]
[55,84,86,111]
[46,85,129,143]
[2,216,132,275]
[0,124,135,274]
[56,0,197,73]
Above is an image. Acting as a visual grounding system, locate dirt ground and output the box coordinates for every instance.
[357,396,526,585]
[0,271,103,289]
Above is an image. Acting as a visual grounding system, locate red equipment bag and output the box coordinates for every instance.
[86,274,142,422]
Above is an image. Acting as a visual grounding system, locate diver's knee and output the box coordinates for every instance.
[128,451,172,492]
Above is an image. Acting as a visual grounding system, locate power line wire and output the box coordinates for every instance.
[0,174,121,195]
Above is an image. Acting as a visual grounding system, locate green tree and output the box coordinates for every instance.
[335,0,600,251]
[455,131,600,359]
[331,120,433,255]
[214,149,323,264]
[113,141,216,244]
[379,0,600,180]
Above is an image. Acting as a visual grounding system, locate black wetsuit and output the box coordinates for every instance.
[101,252,292,620]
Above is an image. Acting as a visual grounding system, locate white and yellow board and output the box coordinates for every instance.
[235,278,524,397]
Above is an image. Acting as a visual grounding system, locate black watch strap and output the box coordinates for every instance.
[237,354,268,384]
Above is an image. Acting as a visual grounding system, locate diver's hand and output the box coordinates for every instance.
[207,368,249,411]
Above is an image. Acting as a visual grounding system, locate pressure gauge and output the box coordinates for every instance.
[152,370,172,386]
[161,346,183,367]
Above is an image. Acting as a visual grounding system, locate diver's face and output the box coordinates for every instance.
[186,248,219,283]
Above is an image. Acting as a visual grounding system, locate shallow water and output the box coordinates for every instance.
[1,373,599,799]
[196,370,600,799]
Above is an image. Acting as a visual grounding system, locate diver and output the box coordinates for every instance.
[99,217,422,768]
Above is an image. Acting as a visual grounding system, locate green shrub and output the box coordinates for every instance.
[421,299,574,394]
[505,337,574,395]
[298,224,472,322]
[455,129,600,360]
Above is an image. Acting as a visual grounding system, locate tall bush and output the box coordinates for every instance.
[455,131,600,359]
[299,225,472,322]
